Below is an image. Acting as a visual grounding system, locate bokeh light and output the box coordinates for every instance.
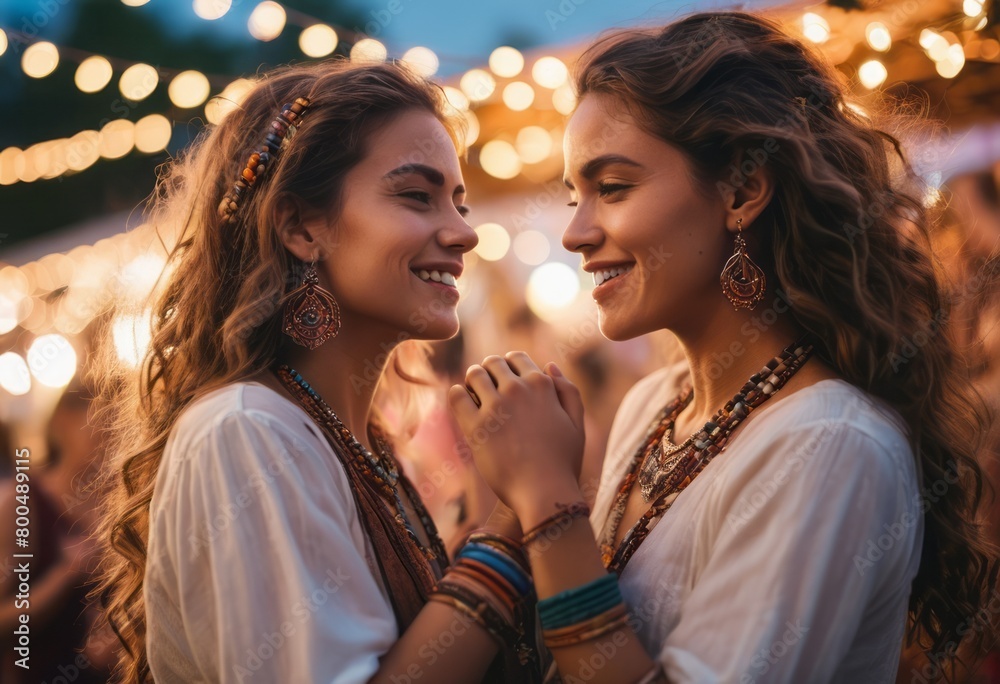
[479,140,522,179]
[112,311,153,367]
[99,119,136,159]
[134,114,173,153]
[401,46,439,77]
[75,55,113,93]
[513,230,551,266]
[526,262,579,321]
[205,78,255,124]
[858,60,887,89]
[27,334,77,388]
[0,353,31,396]
[515,126,553,164]
[489,46,524,78]
[248,1,286,41]
[22,42,59,79]
[168,70,211,108]
[531,56,568,89]
[865,22,891,52]
[802,12,830,44]
[502,82,535,111]
[473,223,511,261]
[193,0,231,20]
[351,38,387,64]
[119,63,159,101]
[299,24,338,58]
[461,69,496,103]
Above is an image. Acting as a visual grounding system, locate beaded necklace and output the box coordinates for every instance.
[274,364,449,563]
[599,338,814,574]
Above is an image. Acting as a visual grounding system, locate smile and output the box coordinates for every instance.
[413,269,458,287]
[593,265,634,287]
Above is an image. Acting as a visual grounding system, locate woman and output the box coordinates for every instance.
[449,12,998,683]
[93,61,542,683]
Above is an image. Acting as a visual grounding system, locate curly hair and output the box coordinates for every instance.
[88,60,459,683]
[574,11,999,676]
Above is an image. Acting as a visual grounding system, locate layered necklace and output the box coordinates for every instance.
[274,364,449,563]
[599,337,814,574]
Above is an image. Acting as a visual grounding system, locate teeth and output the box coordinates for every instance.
[593,265,634,287]
[415,269,458,287]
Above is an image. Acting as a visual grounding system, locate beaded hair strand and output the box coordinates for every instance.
[217,96,312,224]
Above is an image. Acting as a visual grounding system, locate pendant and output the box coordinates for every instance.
[638,440,691,502]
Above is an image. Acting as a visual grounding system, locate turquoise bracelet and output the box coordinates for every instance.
[538,573,624,630]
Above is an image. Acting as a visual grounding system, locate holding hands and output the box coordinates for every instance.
[448,351,587,528]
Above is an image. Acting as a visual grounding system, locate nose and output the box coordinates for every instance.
[438,210,479,254]
[562,202,604,254]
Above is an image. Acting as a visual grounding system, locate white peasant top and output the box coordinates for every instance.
[590,365,923,683]
[144,382,398,684]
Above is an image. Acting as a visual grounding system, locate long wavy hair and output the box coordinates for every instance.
[89,60,459,684]
[575,11,998,675]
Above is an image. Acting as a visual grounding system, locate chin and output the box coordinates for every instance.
[597,311,645,342]
[411,315,460,341]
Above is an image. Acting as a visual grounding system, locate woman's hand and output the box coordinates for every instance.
[448,352,586,524]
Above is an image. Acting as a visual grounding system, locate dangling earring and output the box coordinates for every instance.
[282,259,341,349]
[720,217,766,310]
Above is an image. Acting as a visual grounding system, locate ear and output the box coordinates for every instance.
[270,193,331,262]
[723,155,775,234]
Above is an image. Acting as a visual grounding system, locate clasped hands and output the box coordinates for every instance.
[448,351,587,533]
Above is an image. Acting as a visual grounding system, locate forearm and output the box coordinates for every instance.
[370,600,498,683]
[517,485,667,684]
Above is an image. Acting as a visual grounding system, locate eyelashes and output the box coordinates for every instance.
[566,181,635,207]
[398,191,470,217]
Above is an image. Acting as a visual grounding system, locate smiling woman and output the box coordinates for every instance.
[88,60,543,684]
[449,11,999,684]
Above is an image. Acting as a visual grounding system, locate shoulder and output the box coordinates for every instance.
[167,382,327,462]
[718,379,919,510]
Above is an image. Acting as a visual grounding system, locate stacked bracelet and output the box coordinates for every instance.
[429,532,537,667]
[538,573,631,649]
[521,501,591,547]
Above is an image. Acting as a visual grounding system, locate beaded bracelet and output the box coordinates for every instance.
[521,501,591,547]
[217,96,311,225]
[458,544,533,595]
[430,581,523,648]
[542,605,630,649]
[465,531,530,573]
[538,572,623,630]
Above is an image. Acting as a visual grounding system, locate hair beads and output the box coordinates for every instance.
[217,96,312,225]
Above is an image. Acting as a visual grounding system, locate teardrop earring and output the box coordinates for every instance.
[719,218,767,310]
[282,259,341,349]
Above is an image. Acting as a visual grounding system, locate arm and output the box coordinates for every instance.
[449,353,667,683]
[158,409,512,684]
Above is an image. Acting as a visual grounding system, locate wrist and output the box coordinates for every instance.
[511,478,586,533]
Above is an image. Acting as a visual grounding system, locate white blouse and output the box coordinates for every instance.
[144,382,398,684]
[590,365,923,683]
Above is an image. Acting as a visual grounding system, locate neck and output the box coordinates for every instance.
[273,318,402,452]
[671,293,804,431]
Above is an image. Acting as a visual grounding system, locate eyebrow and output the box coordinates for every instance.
[383,163,466,195]
[563,154,644,189]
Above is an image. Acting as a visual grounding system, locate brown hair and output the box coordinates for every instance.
[575,11,998,674]
[89,60,459,683]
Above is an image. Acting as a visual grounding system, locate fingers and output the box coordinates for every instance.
[545,362,586,431]
[448,383,479,421]
[481,355,519,387]
[503,350,543,376]
[464,365,496,406]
